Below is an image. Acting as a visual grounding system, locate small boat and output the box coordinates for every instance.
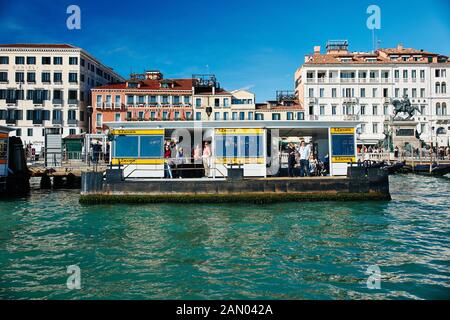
[411,163,450,176]
[382,162,405,175]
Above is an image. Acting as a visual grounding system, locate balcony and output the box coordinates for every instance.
[343,97,359,104]
[67,119,78,125]
[6,98,17,104]
[341,78,356,83]
[113,103,123,109]
[5,118,17,125]
[0,79,9,84]
[317,78,326,83]
[308,115,319,120]
[381,78,390,83]
[369,78,379,83]
[32,119,44,125]
[383,97,390,104]
[308,97,317,104]
[306,78,315,83]
[53,99,63,105]
[105,102,112,109]
[68,99,78,105]
[52,119,63,125]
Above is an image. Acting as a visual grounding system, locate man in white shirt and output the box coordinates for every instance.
[298,140,311,177]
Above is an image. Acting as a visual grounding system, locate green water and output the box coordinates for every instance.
[0,175,449,300]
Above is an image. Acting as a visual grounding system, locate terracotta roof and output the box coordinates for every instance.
[94,78,194,91]
[378,48,436,55]
[0,44,76,49]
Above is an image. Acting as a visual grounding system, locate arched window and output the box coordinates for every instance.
[435,82,441,94]
[436,102,441,115]
[442,82,447,94]
[443,102,447,115]
[436,127,446,135]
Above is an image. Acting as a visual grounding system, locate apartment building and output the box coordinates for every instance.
[295,41,450,146]
[0,44,124,152]
[92,72,302,132]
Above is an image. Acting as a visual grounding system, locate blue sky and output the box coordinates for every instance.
[0,0,449,101]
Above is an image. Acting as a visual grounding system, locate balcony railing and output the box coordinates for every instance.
[52,119,63,125]
[306,78,315,83]
[6,118,17,124]
[105,102,112,109]
[341,78,356,83]
[308,97,317,104]
[68,99,78,105]
[369,78,379,83]
[67,119,78,125]
[53,99,63,105]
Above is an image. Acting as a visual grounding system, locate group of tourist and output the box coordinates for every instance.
[163,139,212,178]
[285,141,323,177]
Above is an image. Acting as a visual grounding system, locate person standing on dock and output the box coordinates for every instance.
[298,140,311,177]
[287,143,296,177]
[164,144,173,179]
[202,142,212,178]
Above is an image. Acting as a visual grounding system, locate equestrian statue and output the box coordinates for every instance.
[391,94,421,120]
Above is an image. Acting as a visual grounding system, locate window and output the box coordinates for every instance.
[442,82,447,94]
[420,105,426,115]
[420,88,425,98]
[394,70,400,79]
[68,90,78,101]
[287,112,293,120]
[239,112,245,120]
[15,56,25,64]
[297,112,304,120]
[412,70,416,79]
[0,56,9,64]
[15,72,24,83]
[27,72,35,83]
[372,88,377,98]
[412,88,417,98]
[53,72,62,83]
[42,57,51,65]
[53,57,63,65]
[96,113,103,126]
[332,88,337,98]
[272,113,280,120]
[248,112,254,120]
[196,112,202,120]
[0,72,8,82]
[383,88,388,98]
[68,73,78,83]
[319,105,325,115]
[214,112,220,120]
[256,113,264,120]
[184,96,190,104]
[420,70,425,79]
[27,128,33,136]
[403,88,408,97]
[195,98,201,107]
[435,69,440,77]
[319,88,324,98]
[138,111,144,120]
[360,124,366,133]
[360,88,365,98]
[223,98,229,107]
[80,58,85,67]
[53,89,62,102]
[360,105,366,115]
[162,96,169,104]
[69,57,78,65]
[174,111,180,120]
[383,105,389,115]
[308,88,314,97]
[16,129,21,136]
[127,95,134,105]
[373,123,378,134]
[115,95,121,106]
[395,88,400,98]
[214,98,220,107]
[41,72,51,83]
[173,96,180,104]
[26,56,36,64]
[332,105,337,115]
[403,70,408,79]
[373,105,378,115]
[96,95,102,107]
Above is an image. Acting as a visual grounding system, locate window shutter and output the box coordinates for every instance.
[43,110,50,120]
[26,110,33,120]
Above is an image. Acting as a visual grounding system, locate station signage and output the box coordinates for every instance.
[111,129,164,135]
[330,127,356,163]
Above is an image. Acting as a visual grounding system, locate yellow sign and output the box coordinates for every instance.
[330,128,355,134]
[215,128,264,135]
[215,157,265,165]
[111,129,164,135]
[111,158,165,165]
[332,156,356,163]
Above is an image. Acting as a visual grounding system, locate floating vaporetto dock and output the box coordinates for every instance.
[80,167,391,204]
[79,119,390,204]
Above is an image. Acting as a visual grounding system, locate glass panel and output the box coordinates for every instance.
[115,136,138,158]
[139,136,164,158]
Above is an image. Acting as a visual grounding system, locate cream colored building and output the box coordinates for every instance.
[295,41,450,146]
[0,44,124,153]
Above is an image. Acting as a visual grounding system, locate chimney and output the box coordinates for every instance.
[313,46,321,54]
[397,43,403,51]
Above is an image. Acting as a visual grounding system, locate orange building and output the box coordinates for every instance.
[91,71,195,133]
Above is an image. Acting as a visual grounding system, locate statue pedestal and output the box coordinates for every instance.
[390,120,420,150]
